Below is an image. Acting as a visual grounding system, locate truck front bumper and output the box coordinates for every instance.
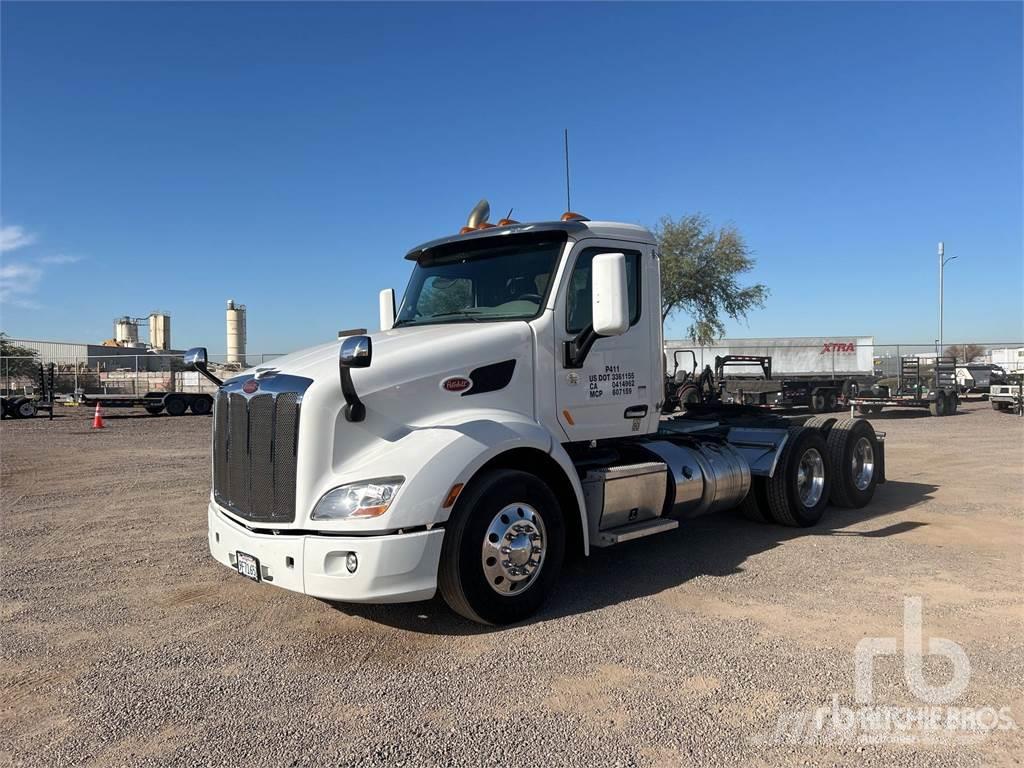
[207,505,444,603]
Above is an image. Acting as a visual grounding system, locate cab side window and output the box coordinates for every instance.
[565,248,642,334]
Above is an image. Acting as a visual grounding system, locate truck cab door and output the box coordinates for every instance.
[554,241,658,441]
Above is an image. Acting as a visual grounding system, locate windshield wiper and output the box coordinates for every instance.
[426,309,485,321]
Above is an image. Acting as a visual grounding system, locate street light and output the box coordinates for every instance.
[938,242,958,354]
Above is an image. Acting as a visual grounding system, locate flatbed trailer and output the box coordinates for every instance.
[0,364,57,420]
[715,356,871,413]
[69,391,213,416]
[849,356,959,417]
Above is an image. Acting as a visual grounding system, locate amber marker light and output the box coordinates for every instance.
[442,483,465,509]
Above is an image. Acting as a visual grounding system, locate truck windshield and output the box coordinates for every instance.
[394,238,564,327]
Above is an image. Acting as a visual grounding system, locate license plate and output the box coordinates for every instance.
[236,551,261,582]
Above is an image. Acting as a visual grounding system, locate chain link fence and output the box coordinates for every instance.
[662,340,1024,385]
[4,342,1022,400]
[1,353,284,398]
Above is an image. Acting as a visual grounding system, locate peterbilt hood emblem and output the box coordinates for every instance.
[441,376,473,394]
[242,380,260,394]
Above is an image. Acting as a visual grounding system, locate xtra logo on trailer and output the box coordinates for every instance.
[820,342,856,354]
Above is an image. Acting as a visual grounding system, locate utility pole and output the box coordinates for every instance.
[938,242,958,354]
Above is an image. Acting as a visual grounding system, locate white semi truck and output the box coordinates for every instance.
[186,203,886,624]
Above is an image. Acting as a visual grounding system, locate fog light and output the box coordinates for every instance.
[346,552,358,574]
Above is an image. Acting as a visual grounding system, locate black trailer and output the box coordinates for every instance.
[1,364,57,420]
[849,356,959,417]
[73,391,213,416]
[715,355,868,413]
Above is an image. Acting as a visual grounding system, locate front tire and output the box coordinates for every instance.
[439,469,565,625]
[929,395,948,417]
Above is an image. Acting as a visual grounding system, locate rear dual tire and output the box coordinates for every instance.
[826,419,880,509]
[742,420,882,524]
[763,427,831,527]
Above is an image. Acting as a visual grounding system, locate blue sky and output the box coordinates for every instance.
[1,1,1021,354]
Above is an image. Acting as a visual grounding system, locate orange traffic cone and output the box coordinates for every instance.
[92,402,105,429]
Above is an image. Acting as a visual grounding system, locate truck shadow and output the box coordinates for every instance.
[332,479,938,635]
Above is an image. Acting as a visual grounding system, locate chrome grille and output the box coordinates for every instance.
[212,374,312,524]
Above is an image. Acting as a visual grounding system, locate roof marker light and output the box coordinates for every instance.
[561,212,589,222]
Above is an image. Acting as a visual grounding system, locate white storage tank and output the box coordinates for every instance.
[114,316,139,345]
[148,312,171,351]
[226,299,247,367]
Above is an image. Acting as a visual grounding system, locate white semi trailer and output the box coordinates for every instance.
[186,203,886,624]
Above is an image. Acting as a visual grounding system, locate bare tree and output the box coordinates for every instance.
[657,213,768,345]
[944,343,986,363]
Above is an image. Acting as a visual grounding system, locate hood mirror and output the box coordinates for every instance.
[184,346,223,387]
[338,334,372,422]
[340,335,372,368]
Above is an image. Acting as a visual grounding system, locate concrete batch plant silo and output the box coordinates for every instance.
[114,316,139,345]
[148,312,171,351]
[226,299,247,367]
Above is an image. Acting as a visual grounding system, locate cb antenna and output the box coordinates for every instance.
[563,128,572,212]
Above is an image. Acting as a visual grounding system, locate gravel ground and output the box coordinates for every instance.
[2,401,1022,767]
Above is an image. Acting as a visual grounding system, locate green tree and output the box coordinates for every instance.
[0,332,39,378]
[657,213,768,345]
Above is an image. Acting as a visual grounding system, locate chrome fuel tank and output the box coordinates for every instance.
[642,439,751,518]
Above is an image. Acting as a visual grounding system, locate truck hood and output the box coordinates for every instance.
[245,322,537,427]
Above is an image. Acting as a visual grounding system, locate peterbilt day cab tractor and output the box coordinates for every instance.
[187,201,886,625]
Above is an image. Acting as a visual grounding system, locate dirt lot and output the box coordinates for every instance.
[2,401,1022,766]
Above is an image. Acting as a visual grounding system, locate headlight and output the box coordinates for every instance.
[311,477,404,520]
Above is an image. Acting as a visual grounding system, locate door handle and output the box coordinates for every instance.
[624,405,648,419]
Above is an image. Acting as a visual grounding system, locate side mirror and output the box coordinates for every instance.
[591,252,630,336]
[340,335,372,368]
[184,346,223,387]
[338,334,371,422]
[379,288,396,331]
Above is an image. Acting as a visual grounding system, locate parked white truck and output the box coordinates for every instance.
[186,203,886,624]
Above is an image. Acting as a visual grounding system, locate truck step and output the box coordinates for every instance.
[593,518,679,548]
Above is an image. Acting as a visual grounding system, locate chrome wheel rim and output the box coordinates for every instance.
[852,437,874,491]
[481,503,546,596]
[796,448,825,508]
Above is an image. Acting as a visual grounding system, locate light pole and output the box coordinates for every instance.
[938,242,958,355]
